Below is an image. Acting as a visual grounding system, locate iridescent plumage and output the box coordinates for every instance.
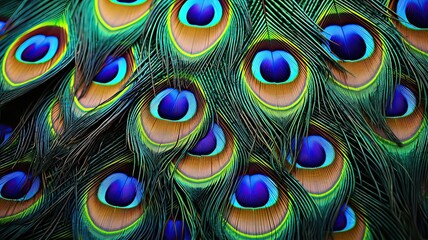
[0,0,426,239]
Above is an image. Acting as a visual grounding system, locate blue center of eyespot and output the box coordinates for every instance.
[98,173,143,208]
[397,0,428,29]
[385,85,416,118]
[110,0,147,5]
[333,205,357,232]
[189,126,216,155]
[323,24,375,61]
[231,174,279,209]
[150,88,198,122]
[15,34,59,64]
[235,174,270,208]
[188,123,226,156]
[289,135,335,169]
[0,171,32,199]
[186,3,215,26]
[164,219,191,240]
[0,21,6,34]
[0,171,40,201]
[386,87,408,117]
[178,0,223,27]
[296,137,326,168]
[158,89,190,120]
[260,52,291,83]
[93,56,127,85]
[105,177,137,207]
[0,124,12,144]
[252,50,299,84]
[333,205,348,231]
[406,1,428,28]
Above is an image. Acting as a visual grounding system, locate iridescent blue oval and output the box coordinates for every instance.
[231,174,279,209]
[333,205,357,232]
[93,56,127,86]
[0,171,40,201]
[289,136,335,169]
[178,0,223,28]
[164,219,191,240]
[385,85,416,118]
[98,173,143,208]
[322,24,375,61]
[397,0,428,29]
[186,3,215,26]
[150,88,198,122]
[252,50,299,84]
[188,123,225,156]
[15,34,59,64]
[0,124,12,144]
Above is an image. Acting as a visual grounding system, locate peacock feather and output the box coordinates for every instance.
[0,0,427,239]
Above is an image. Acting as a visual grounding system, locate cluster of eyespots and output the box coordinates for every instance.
[179,0,223,27]
[0,124,12,144]
[333,205,357,232]
[251,50,299,84]
[322,24,375,61]
[0,171,40,201]
[92,56,127,86]
[97,173,143,208]
[15,34,59,64]
[164,219,191,240]
[150,88,197,122]
[110,0,147,5]
[385,84,416,118]
[289,135,335,169]
[188,123,225,156]
[397,0,428,29]
[231,174,278,209]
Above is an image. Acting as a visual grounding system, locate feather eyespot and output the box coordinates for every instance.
[385,85,416,118]
[289,136,335,169]
[97,173,143,208]
[0,124,13,144]
[168,0,230,56]
[322,24,375,62]
[150,88,197,122]
[178,0,223,27]
[86,172,145,231]
[242,40,308,109]
[173,118,236,187]
[370,83,423,143]
[95,0,152,30]
[333,205,357,232]
[73,50,136,111]
[396,0,428,30]
[0,165,43,219]
[223,161,290,237]
[92,56,127,86]
[331,205,369,240]
[231,174,278,209]
[0,171,40,201]
[2,24,68,86]
[137,79,207,151]
[287,131,346,195]
[188,123,225,156]
[251,50,299,84]
[164,219,191,240]
[15,34,59,64]
[390,0,428,52]
[318,13,383,89]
